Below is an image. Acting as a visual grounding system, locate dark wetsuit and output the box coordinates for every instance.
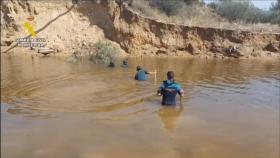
[158,80,182,105]
[135,69,149,81]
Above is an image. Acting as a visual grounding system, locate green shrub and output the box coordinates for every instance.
[208,0,280,25]
[270,0,280,11]
[270,0,280,25]
[149,0,185,16]
[90,41,120,64]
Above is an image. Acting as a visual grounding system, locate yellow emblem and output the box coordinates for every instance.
[24,15,36,37]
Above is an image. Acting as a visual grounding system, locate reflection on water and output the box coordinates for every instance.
[1,55,279,158]
[158,105,184,132]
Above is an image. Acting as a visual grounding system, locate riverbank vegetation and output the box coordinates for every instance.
[90,41,120,64]
[208,0,279,24]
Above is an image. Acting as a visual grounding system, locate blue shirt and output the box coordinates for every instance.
[159,80,182,105]
[135,69,149,81]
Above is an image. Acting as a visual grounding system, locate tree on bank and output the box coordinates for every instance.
[270,0,280,11]
[116,0,279,25]
[208,0,280,25]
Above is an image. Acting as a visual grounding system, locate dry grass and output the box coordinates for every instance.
[128,1,280,33]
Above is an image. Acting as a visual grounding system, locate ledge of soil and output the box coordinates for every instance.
[1,0,280,59]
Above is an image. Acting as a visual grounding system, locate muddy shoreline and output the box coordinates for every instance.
[2,46,280,62]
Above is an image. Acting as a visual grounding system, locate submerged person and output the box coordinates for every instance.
[121,59,129,68]
[157,71,184,105]
[108,61,115,68]
[134,65,156,81]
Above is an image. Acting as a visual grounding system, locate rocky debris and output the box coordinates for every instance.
[38,48,55,56]
[1,40,14,46]
[209,42,225,54]
[156,48,168,55]
[226,45,255,57]
[264,42,280,53]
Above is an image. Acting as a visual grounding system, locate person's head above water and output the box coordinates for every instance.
[121,59,129,68]
[136,65,142,71]
[123,59,128,64]
[167,71,175,80]
[108,61,115,68]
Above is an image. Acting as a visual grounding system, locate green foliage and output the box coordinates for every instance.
[270,0,280,11]
[208,0,280,25]
[90,41,120,64]
[270,0,280,25]
[183,0,201,5]
[149,0,185,16]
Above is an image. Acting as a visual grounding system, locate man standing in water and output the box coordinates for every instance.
[134,65,156,81]
[157,71,184,105]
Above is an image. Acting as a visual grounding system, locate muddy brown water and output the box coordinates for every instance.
[1,55,279,158]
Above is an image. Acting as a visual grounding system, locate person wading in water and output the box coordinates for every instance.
[134,65,156,81]
[157,71,184,105]
[121,59,129,68]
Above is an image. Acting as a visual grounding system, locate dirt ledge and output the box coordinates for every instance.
[1,0,280,59]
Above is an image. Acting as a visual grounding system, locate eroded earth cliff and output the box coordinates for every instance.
[1,0,280,58]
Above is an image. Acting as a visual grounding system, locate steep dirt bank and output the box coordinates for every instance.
[87,1,280,58]
[1,0,280,58]
[1,0,124,55]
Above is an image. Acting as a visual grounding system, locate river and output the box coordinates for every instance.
[1,55,279,158]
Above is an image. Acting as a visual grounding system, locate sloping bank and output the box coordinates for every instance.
[1,0,280,58]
